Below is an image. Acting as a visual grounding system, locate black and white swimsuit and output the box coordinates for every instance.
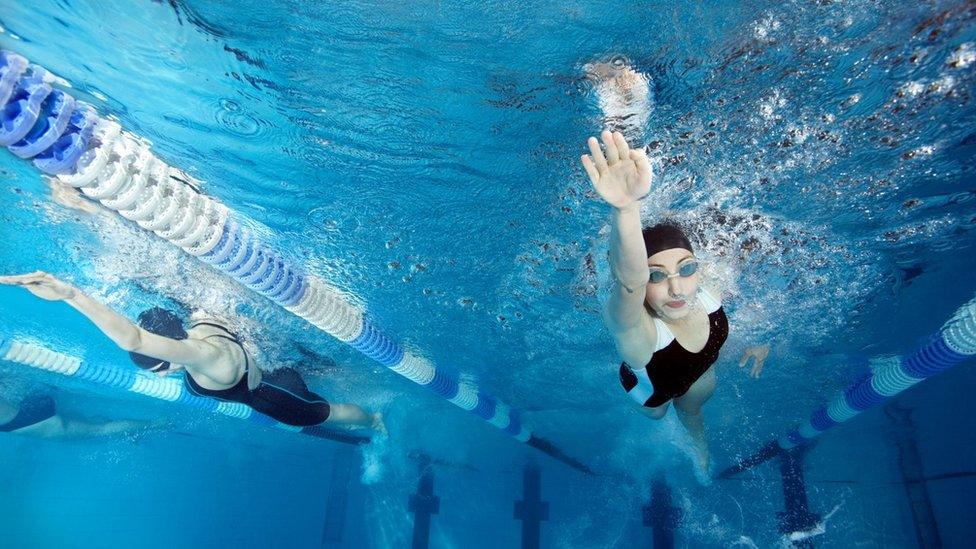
[619,288,729,408]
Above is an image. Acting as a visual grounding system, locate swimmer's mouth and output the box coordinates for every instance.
[666,300,686,308]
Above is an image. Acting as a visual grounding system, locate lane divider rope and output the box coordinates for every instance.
[0,336,370,445]
[0,49,531,442]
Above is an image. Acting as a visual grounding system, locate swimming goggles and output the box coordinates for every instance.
[648,260,699,284]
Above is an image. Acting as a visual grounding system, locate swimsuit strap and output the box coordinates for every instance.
[190,321,239,339]
[652,316,675,352]
[697,287,722,313]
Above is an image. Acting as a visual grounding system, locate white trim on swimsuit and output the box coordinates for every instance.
[651,287,722,351]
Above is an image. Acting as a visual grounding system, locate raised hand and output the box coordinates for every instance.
[0,271,77,302]
[581,130,652,210]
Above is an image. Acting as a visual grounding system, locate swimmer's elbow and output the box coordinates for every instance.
[602,302,642,333]
[116,328,143,353]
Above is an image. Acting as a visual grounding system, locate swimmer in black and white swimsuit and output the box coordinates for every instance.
[581,131,770,472]
[0,271,382,431]
[619,283,728,409]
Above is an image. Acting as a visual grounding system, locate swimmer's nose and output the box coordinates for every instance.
[668,275,690,298]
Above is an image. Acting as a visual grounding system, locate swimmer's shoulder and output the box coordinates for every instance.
[699,280,724,301]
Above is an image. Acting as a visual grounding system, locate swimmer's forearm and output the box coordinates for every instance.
[65,291,142,351]
[609,204,649,288]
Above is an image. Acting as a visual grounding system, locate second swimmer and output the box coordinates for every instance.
[0,272,383,432]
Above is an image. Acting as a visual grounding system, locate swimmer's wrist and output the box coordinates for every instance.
[613,202,640,214]
[62,285,85,304]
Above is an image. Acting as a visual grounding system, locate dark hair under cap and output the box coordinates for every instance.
[642,223,694,259]
[128,307,187,371]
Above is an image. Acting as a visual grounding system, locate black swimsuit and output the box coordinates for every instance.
[0,394,56,432]
[183,322,331,426]
[619,290,729,408]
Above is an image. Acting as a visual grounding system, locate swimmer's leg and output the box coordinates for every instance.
[673,367,716,472]
[15,415,148,438]
[255,368,380,430]
[636,401,670,420]
[62,417,150,437]
[0,395,142,438]
[326,403,383,432]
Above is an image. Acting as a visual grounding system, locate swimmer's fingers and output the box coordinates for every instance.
[601,130,620,164]
[0,271,49,286]
[754,345,770,378]
[631,149,653,188]
[0,271,46,283]
[613,132,631,162]
[587,136,609,174]
[26,272,61,286]
[751,358,766,378]
[738,350,753,369]
[0,274,25,285]
[581,155,601,185]
[0,272,75,301]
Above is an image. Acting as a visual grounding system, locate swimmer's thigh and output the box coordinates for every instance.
[674,367,716,414]
[637,400,670,420]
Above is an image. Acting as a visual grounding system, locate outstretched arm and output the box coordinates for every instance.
[582,131,654,335]
[0,272,218,368]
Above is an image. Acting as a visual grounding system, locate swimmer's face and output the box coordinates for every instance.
[645,248,700,320]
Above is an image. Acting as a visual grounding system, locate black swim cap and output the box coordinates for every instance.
[642,223,693,259]
[129,307,187,371]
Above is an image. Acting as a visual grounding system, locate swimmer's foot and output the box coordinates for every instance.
[693,438,710,477]
[98,419,151,436]
[371,412,387,436]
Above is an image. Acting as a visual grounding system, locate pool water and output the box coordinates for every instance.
[1,0,975,547]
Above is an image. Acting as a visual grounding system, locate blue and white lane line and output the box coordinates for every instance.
[778,294,976,450]
[0,336,370,445]
[1,49,531,442]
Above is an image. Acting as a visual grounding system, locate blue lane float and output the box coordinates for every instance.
[33,105,98,174]
[719,293,976,478]
[0,335,370,446]
[0,50,544,447]
[0,50,29,107]
[0,64,54,147]
[8,88,75,159]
